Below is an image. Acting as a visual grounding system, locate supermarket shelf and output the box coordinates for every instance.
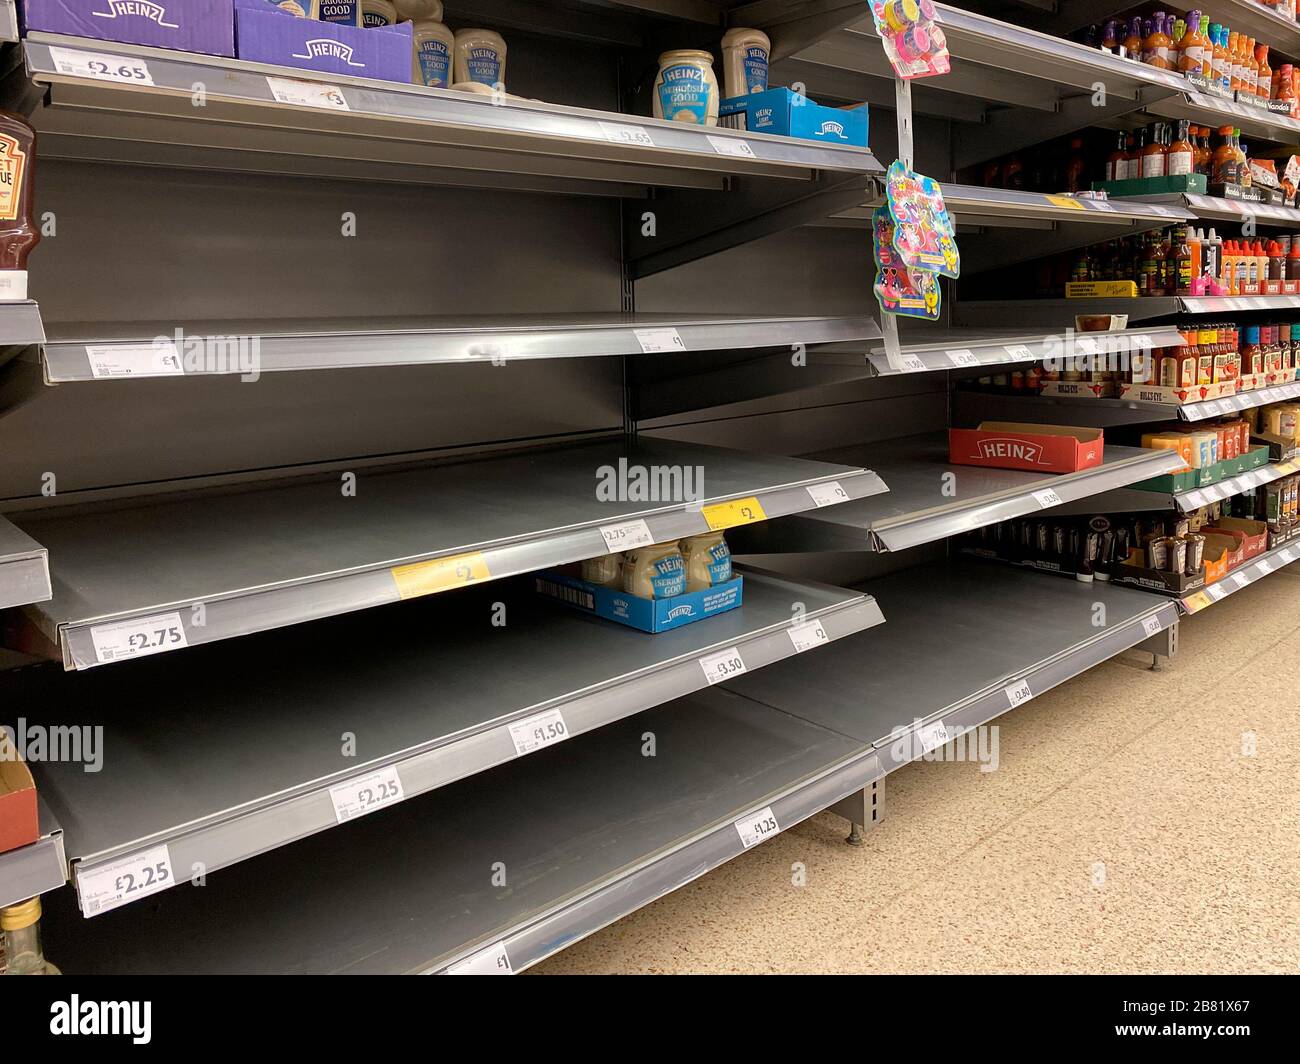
[40,690,878,973]
[862,325,1185,377]
[1179,294,1300,313]
[0,516,51,610]
[1204,0,1300,61]
[1177,380,1300,421]
[12,437,886,670]
[1061,455,1300,516]
[16,571,882,914]
[1180,536,1300,614]
[37,314,881,382]
[0,800,66,909]
[953,298,1181,330]
[1121,192,1300,228]
[726,560,1180,772]
[1147,89,1300,145]
[728,432,1185,552]
[0,301,46,350]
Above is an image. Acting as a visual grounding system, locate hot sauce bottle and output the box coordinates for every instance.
[1106,132,1128,180]
[0,109,38,302]
[1142,122,1168,177]
[1178,11,1207,73]
[1168,120,1194,176]
[1257,44,1272,98]
[1144,13,1173,68]
[1123,16,1144,61]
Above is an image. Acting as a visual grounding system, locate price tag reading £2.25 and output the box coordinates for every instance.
[78,844,174,917]
[1004,679,1033,708]
[700,646,746,685]
[599,518,654,552]
[1031,488,1063,509]
[734,806,779,849]
[49,46,153,86]
[89,611,188,664]
[329,765,405,824]
[788,619,828,653]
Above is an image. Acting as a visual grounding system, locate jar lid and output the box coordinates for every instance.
[658,50,716,63]
[1,896,41,931]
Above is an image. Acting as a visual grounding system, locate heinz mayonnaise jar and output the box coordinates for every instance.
[721,28,771,98]
[454,29,508,88]
[360,0,397,26]
[412,18,454,87]
[622,543,687,599]
[653,50,719,125]
[393,0,442,17]
[309,1,362,26]
[680,533,732,592]
[581,553,624,588]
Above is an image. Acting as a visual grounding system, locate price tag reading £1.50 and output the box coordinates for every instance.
[78,844,174,917]
[49,46,153,85]
[328,765,405,824]
[509,708,568,756]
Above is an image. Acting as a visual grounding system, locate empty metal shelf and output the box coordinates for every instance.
[0,516,51,610]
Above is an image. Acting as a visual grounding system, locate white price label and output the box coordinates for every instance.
[447,942,513,975]
[78,845,174,917]
[700,646,747,685]
[1207,583,1228,601]
[1074,336,1099,355]
[49,47,153,85]
[1201,400,1223,414]
[916,720,951,755]
[509,708,569,756]
[267,76,349,110]
[734,806,779,849]
[788,619,829,653]
[89,611,187,664]
[708,134,757,158]
[1004,344,1036,361]
[1231,572,1249,589]
[1090,200,1116,212]
[634,327,685,353]
[899,354,928,373]
[1279,547,1296,563]
[806,480,850,507]
[1004,679,1033,707]
[329,766,404,824]
[1141,615,1163,637]
[1256,557,1273,574]
[599,121,654,147]
[1183,490,1207,509]
[946,348,980,367]
[599,518,654,552]
[1031,488,1063,509]
[85,342,184,378]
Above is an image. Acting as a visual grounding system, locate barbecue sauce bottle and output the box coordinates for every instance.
[0,110,38,301]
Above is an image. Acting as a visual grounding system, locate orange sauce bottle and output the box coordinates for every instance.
[1144,13,1173,68]
[1178,12,1208,74]
[1228,30,1242,90]
[1168,119,1195,176]
[1257,44,1271,98]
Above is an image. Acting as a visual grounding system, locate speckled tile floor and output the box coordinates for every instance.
[534,567,1300,974]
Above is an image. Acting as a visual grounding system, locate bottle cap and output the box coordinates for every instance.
[0,896,40,931]
[1291,324,1300,338]
[1245,326,1261,342]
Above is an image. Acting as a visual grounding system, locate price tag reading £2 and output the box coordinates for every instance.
[806,480,850,508]
[700,646,746,684]
[78,844,174,917]
[734,806,779,849]
[509,708,568,756]
[49,47,153,85]
[90,611,188,664]
[599,518,654,552]
[788,619,828,653]
[329,765,405,824]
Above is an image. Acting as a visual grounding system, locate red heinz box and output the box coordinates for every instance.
[949,422,1105,473]
[0,733,39,854]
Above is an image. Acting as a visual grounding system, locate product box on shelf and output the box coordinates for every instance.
[1204,528,1248,572]
[1064,280,1138,298]
[1038,379,1119,400]
[0,732,39,854]
[1118,379,1238,406]
[949,422,1104,474]
[234,0,412,83]
[718,88,868,146]
[1130,445,1271,494]
[1091,174,1208,197]
[535,570,743,634]
[22,0,236,58]
[1205,517,1270,561]
[1109,558,1207,595]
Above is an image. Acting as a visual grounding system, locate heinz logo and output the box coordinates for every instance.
[293,40,366,67]
[94,0,178,26]
[978,438,1045,463]
[818,120,847,138]
[666,604,695,619]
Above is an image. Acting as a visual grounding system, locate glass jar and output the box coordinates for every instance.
[653,50,720,126]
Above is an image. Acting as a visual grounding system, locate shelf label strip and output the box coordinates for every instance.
[391,551,491,600]
[77,844,174,917]
[702,496,766,530]
[734,806,779,849]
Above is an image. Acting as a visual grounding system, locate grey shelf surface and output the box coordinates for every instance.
[0,515,51,610]
[953,298,1182,330]
[12,436,885,670]
[38,557,1178,974]
[40,690,874,973]
[726,559,1180,771]
[1058,455,1300,516]
[39,313,881,382]
[1121,192,1300,228]
[0,799,66,909]
[1179,535,1300,614]
[0,301,46,349]
[11,571,882,913]
[731,433,1184,552]
[1146,90,1300,144]
[22,32,882,192]
[960,379,1300,424]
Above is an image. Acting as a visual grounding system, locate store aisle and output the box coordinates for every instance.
[535,569,1300,974]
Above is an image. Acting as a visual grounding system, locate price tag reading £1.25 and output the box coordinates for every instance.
[734,806,779,849]
[77,844,174,917]
[599,518,654,552]
[700,646,746,684]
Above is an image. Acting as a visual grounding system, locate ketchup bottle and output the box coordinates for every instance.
[0,109,38,301]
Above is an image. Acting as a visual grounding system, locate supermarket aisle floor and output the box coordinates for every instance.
[535,568,1300,974]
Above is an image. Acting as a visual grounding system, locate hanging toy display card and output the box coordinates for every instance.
[884,161,960,278]
[871,0,950,80]
[873,207,941,320]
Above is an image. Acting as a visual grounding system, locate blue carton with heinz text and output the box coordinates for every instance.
[535,570,743,634]
[719,87,868,146]
[234,0,412,83]
[21,0,236,57]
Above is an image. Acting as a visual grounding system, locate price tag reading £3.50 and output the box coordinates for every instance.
[78,844,174,917]
[700,646,746,684]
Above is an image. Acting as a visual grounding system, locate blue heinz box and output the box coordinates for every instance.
[719,88,868,146]
[234,0,412,83]
[535,571,743,634]
[22,0,236,57]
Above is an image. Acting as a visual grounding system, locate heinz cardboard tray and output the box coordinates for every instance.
[949,422,1105,474]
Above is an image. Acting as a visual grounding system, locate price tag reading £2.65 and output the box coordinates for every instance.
[328,765,405,824]
[734,806,779,849]
[700,646,746,684]
[1004,679,1033,707]
[89,611,188,664]
[599,518,654,552]
[78,844,174,917]
[599,121,654,147]
[49,47,153,85]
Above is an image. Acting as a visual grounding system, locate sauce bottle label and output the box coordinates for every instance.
[465,46,502,85]
[742,46,769,94]
[658,64,711,124]
[417,39,451,87]
[0,134,27,222]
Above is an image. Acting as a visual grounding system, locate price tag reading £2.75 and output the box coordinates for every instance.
[1004,679,1033,707]
[734,806,779,849]
[78,844,174,917]
[700,646,746,684]
[509,708,568,756]
[328,765,405,824]
[49,47,153,85]
[599,518,654,552]
[89,611,188,664]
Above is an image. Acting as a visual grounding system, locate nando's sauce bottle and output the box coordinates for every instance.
[0,109,38,302]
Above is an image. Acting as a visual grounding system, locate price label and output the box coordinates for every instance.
[78,845,174,917]
[788,619,829,653]
[509,708,569,756]
[1004,344,1036,361]
[946,349,980,368]
[1182,490,1207,508]
[700,645,747,684]
[1206,584,1228,601]
[86,342,184,378]
[391,551,491,600]
[702,496,766,530]
[1256,557,1273,575]
[1074,336,1099,355]
[916,720,951,755]
[1031,488,1063,509]
[599,121,655,147]
[708,134,757,158]
[1231,572,1249,589]
[1278,547,1296,564]
[1004,679,1033,708]
[898,354,928,373]
[49,47,153,86]
[447,942,513,975]
[1141,615,1163,637]
[329,765,405,824]
[734,806,779,849]
[1201,400,1223,415]
[266,76,349,110]
[599,518,654,552]
[806,480,850,508]
[1184,590,1214,612]
[89,611,187,664]
[633,327,686,354]
[1090,200,1117,212]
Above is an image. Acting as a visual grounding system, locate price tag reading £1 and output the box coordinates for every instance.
[700,646,746,684]
[734,806,779,849]
[634,327,685,354]
[89,611,188,664]
[49,46,153,85]
[599,518,654,552]
[78,844,174,917]
[447,942,513,975]
[329,766,405,824]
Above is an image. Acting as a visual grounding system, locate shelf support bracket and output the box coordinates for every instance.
[1135,618,1178,670]
[828,777,885,845]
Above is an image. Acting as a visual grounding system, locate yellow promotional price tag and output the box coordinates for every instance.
[701,496,766,531]
[1182,591,1213,614]
[391,551,491,600]
[1045,194,1085,210]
